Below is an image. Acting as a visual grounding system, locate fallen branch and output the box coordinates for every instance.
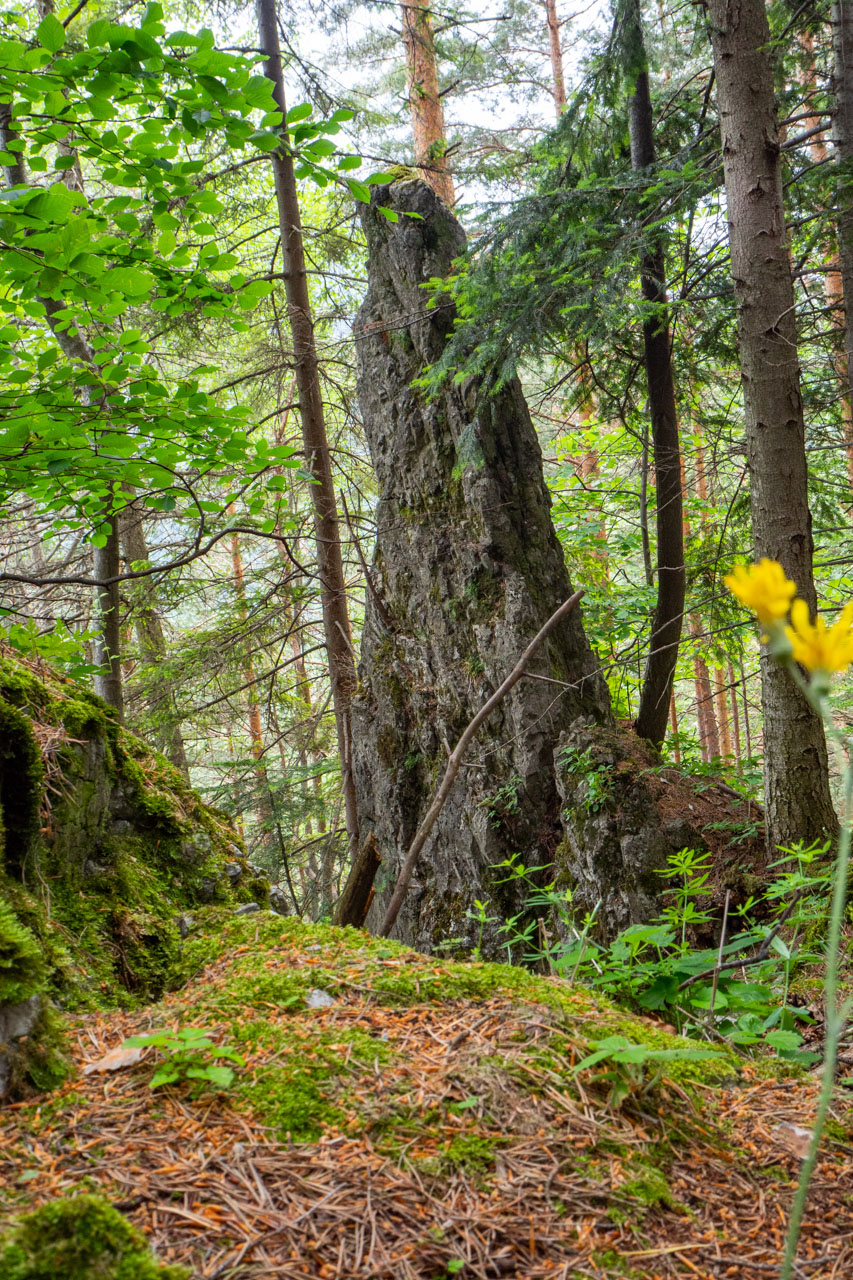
[378,590,584,938]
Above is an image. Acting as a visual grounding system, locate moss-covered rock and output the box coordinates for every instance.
[0,1194,187,1280]
[0,651,257,1096]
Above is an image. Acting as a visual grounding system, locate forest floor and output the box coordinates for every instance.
[1,914,851,1280]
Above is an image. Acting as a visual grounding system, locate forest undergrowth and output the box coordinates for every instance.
[2,913,853,1280]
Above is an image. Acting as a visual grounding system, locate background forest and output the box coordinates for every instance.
[1,0,852,917]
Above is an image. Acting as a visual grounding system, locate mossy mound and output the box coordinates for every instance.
[2,916,835,1279]
[0,651,256,1096]
[157,912,739,1144]
[0,1194,187,1279]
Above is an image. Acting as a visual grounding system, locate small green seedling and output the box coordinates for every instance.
[122,1026,244,1093]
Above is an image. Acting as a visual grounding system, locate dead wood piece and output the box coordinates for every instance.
[333,834,381,928]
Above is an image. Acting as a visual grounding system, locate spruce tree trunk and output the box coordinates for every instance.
[400,0,455,203]
[707,0,837,847]
[256,0,360,862]
[624,0,686,749]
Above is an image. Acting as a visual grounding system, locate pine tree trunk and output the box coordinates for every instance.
[544,0,566,114]
[400,0,455,203]
[714,667,732,758]
[625,0,686,749]
[728,660,741,764]
[256,0,360,862]
[707,0,836,847]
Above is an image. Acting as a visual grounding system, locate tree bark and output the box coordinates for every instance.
[624,0,686,749]
[400,0,455,204]
[544,0,566,115]
[830,4,853,489]
[120,501,189,774]
[707,0,837,847]
[256,0,360,862]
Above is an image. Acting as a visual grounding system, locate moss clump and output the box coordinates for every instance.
[0,897,45,1006]
[2,1002,70,1096]
[0,1194,188,1280]
[443,1132,505,1176]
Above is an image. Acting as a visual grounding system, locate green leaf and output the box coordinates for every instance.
[286,103,313,124]
[765,1029,803,1053]
[36,13,66,53]
[107,267,153,297]
[347,179,371,203]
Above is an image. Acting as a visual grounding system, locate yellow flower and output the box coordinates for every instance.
[724,559,797,626]
[785,599,853,674]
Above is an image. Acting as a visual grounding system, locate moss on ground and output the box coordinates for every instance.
[0,1194,187,1280]
[153,912,742,1160]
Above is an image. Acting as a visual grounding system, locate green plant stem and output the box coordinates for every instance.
[781,683,852,1280]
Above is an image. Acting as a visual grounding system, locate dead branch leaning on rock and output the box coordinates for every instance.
[378,591,585,938]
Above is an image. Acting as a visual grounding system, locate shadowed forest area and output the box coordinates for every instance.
[2,0,853,1276]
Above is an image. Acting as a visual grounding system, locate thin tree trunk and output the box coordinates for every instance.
[828,8,853,489]
[679,439,719,761]
[92,529,124,720]
[707,0,836,847]
[230,525,273,831]
[625,0,686,748]
[400,0,455,203]
[0,103,124,723]
[120,501,189,775]
[256,0,360,862]
[544,0,566,115]
[691,617,719,761]
[714,667,732,758]
[728,660,741,764]
[669,691,681,763]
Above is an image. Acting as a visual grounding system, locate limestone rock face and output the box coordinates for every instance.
[351,180,611,952]
[0,650,257,1095]
[553,724,684,938]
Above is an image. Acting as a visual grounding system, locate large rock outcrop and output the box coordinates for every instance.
[0,649,264,1096]
[351,180,612,951]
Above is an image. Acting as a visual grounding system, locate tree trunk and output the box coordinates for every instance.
[256,0,360,862]
[728,660,741,764]
[830,4,853,489]
[92,530,124,722]
[120,502,189,774]
[229,524,273,832]
[544,0,566,115]
[707,0,836,847]
[625,0,686,749]
[0,104,124,724]
[400,0,455,204]
[351,178,612,949]
[714,667,732,758]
